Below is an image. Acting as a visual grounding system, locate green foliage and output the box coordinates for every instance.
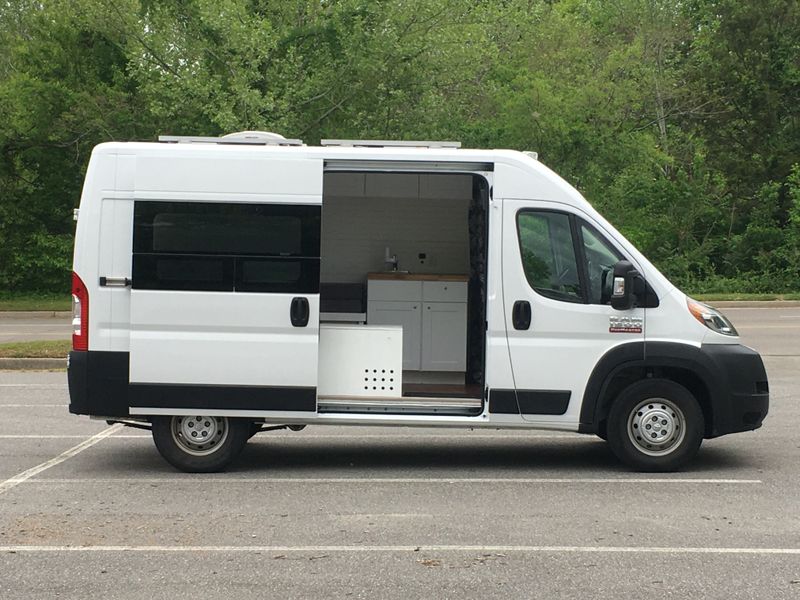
[0,0,798,292]
[0,292,71,311]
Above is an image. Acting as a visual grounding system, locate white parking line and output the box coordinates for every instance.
[0,404,68,408]
[20,477,762,485]
[0,424,121,496]
[0,435,147,439]
[0,544,795,555]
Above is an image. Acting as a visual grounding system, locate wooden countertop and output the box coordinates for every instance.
[367,272,469,282]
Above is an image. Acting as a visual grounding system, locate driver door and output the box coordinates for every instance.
[501,200,645,425]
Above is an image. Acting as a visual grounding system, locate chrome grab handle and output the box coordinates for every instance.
[99,276,132,287]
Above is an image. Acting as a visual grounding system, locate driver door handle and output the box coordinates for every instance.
[512,300,532,330]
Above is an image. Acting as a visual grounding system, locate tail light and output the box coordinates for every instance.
[72,272,89,351]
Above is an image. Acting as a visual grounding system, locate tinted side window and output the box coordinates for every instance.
[580,223,622,305]
[133,201,320,293]
[517,211,583,303]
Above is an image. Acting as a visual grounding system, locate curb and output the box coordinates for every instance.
[706,301,800,308]
[0,358,67,370]
[0,311,71,318]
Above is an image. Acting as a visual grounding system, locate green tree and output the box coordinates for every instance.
[0,0,798,293]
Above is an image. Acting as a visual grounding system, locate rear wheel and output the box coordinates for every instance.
[152,415,250,473]
[606,379,704,472]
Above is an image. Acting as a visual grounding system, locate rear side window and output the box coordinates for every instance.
[133,201,320,293]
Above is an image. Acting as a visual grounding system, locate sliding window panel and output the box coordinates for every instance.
[129,193,322,402]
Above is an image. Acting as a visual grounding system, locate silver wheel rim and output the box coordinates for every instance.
[170,416,228,456]
[627,398,686,457]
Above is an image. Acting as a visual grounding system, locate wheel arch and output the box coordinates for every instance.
[580,342,723,438]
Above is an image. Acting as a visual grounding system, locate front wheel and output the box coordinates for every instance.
[152,415,250,473]
[606,379,704,472]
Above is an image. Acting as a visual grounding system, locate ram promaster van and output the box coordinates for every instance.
[67,132,769,472]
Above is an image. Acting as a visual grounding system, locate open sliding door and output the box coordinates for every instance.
[128,156,322,415]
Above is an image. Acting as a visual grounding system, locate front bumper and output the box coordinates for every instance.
[702,343,769,437]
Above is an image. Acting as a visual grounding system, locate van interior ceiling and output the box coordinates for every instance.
[317,171,489,415]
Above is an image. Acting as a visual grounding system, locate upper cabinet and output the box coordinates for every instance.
[325,173,472,200]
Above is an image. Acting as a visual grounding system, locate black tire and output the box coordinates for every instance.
[152,415,250,473]
[606,379,704,472]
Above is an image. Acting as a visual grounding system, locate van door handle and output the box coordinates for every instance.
[512,300,531,330]
[290,297,310,327]
[99,276,131,288]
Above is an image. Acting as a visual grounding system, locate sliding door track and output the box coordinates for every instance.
[317,396,483,416]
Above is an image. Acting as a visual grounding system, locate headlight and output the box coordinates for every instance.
[686,298,738,336]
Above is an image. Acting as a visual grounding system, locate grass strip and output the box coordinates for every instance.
[0,294,71,311]
[0,340,71,359]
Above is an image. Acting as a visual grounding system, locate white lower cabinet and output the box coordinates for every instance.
[367,279,467,371]
[318,324,403,397]
[421,302,467,371]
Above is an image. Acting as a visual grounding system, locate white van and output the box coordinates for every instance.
[67,133,769,473]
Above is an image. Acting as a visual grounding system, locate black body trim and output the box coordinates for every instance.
[68,351,317,416]
[579,341,769,438]
[68,351,131,417]
[129,383,316,412]
[488,390,518,414]
[489,389,571,415]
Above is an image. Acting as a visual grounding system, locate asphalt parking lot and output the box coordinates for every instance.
[0,307,798,598]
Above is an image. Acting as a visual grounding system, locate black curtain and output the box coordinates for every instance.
[466,175,489,386]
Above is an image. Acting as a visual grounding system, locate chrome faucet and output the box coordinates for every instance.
[384,246,399,271]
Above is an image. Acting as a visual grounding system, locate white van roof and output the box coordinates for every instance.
[81,135,675,299]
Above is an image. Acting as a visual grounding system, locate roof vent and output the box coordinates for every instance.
[221,131,287,143]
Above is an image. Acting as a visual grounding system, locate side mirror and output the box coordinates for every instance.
[610,260,640,311]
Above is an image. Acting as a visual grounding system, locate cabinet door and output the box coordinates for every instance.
[367,301,422,370]
[421,302,467,371]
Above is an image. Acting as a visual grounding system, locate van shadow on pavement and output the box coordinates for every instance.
[83,434,757,475]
